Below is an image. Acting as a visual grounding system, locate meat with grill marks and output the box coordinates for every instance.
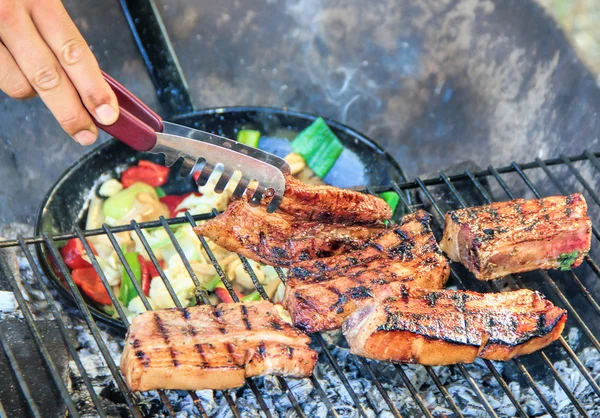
[270,174,392,223]
[342,287,566,365]
[121,302,317,391]
[283,210,450,333]
[440,194,592,280]
[194,200,386,266]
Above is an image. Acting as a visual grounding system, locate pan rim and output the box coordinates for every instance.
[34,106,406,330]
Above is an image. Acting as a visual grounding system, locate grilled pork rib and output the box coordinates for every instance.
[343,287,566,365]
[440,194,591,280]
[272,175,392,223]
[121,302,317,391]
[195,200,385,266]
[283,211,450,333]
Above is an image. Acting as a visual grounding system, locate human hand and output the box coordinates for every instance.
[0,0,119,145]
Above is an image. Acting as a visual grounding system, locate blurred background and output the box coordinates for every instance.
[540,0,600,72]
[0,0,599,225]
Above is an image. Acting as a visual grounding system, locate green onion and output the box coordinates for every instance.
[203,275,223,292]
[558,251,580,271]
[155,187,166,198]
[291,117,344,178]
[237,130,261,148]
[241,291,261,302]
[380,191,400,213]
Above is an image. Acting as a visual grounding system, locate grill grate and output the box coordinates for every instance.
[0,150,599,416]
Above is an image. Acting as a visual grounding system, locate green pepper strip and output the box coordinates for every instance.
[291,117,344,178]
[119,252,142,306]
[241,291,261,302]
[380,191,400,213]
[237,130,261,148]
[155,187,166,198]
[203,275,223,292]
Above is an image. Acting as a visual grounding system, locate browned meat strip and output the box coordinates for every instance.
[195,200,385,266]
[272,175,392,223]
[440,194,592,280]
[283,211,450,333]
[343,287,566,365]
[121,302,317,391]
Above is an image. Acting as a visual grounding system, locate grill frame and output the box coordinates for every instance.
[0,150,598,417]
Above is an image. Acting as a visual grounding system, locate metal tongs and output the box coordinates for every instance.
[93,72,290,212]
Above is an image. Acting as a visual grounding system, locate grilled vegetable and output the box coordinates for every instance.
[380,191,400,214]
[291,117,343,178]
[343,287,567,365]
[72,268,112,305]
[102,182,158,221]
[121,160,169,188]
[120,252,142,306]
[441,193,592,280]
[237,130,261,147]
[159,192,202,217]
[61,238,95,270]
[120,302,317,391]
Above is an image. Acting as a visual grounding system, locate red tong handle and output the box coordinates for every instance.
[93,71,164,151]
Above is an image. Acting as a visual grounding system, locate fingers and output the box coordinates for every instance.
[0,42,36,99]
[31,0,119,126]
[0,5,98,144]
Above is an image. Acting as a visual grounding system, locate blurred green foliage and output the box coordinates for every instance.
[539,0,600,72]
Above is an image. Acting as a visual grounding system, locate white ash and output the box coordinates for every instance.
[3,221,600,416]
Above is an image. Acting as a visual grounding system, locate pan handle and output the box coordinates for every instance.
[93,71,164,152]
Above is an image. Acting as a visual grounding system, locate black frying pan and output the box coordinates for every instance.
[35,106,405,328]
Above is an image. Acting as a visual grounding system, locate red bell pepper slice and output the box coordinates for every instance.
[159,192,202,217]
[214,286,244,303]
[121,160,170,188]
[138,254,151,296]
[71,268,112,305]
[60,238,96,270]
[139,256,164,296]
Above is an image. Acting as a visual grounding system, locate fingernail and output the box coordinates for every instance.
[95,104,118,125]
[73,130,97,146]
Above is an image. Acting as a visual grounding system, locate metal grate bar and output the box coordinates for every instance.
[0,213,216,249]
[425,175,560,417]
[274,267,371,418]
[0,320,42,418]
[368,185,466,418]
[157,218,276,418]
[394,365,435,418]
[393,181,526,416]
[0,253,81,418]
[84,227,187,417]
[440,173,590,417]
[185,213,309,418]
[415,178,521,418]
[233,257,342,418]
[42,233,144,418]
[18,236,107,418]
[488,166,600,352]
[534,158,600,288]
[102,224,223,418]
[367,151,600,195]
[561,155,600,207]
[509,164,600,350]
[464,172,600,399]
[393,183,468,418]
[233,257,341,418]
